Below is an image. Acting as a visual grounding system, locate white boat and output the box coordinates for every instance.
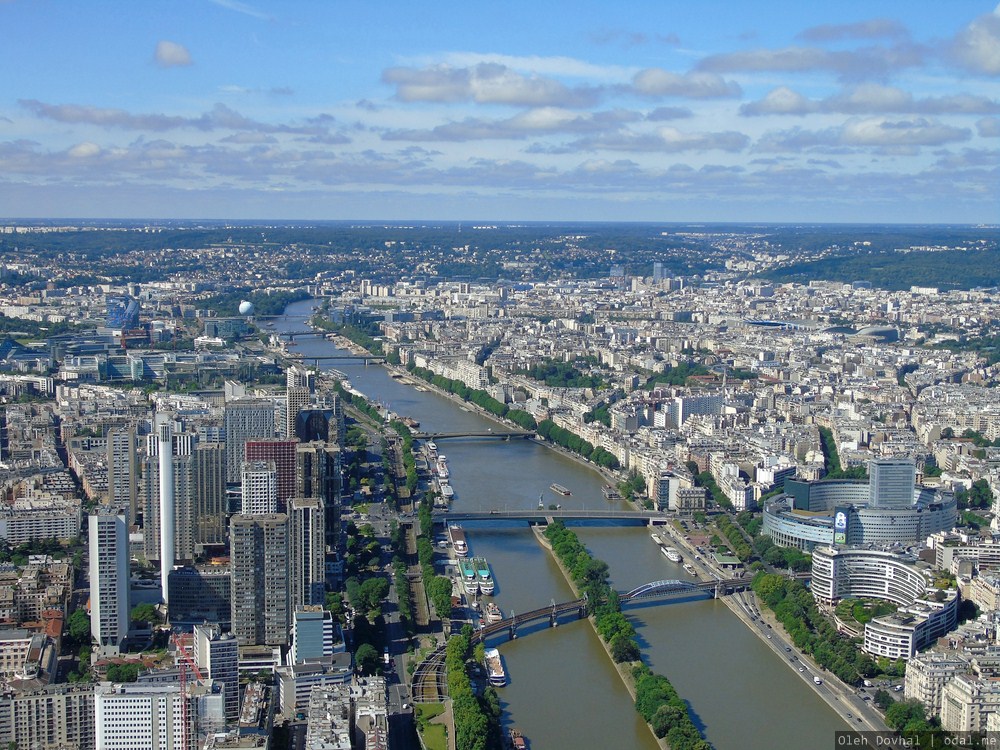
[662,547,683,563]
[485,601,503,623]
[484,647,506,686]
[473,557,495,595]
[441,484,455,499]
[683,563,697,576]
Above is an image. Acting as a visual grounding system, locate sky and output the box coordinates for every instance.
[1,1,999,223]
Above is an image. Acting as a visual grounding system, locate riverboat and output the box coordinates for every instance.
[448,525,469,557]
[484,647,506,686]
[549,483,571,496]
[683,563,697,576]
[437,455,450,480]
[662,547,683,563]
[459,558,478,593]
[485,601,503,623]
[473,557,495,595]
[508,729,527,750]
[602,484,621,502]
[440,484,455,500]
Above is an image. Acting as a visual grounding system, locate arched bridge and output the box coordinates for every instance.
[413,430,535,441]
[621,577,752,603]
[470,597,588,645]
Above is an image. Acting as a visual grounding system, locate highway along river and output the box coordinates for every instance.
[277,299,847,749]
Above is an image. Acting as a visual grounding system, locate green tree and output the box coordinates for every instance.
[130,603,161,626]
[355,643,381,675]
[67,609,90,644]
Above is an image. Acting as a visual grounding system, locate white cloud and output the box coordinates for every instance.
[434,52,635,81]
[68,142,101,158]
[951,11,1000,75]
[797,19,909,42]
[209,0,272,21]
[741,85,1000,116]
[155,40,192,68]
[631,68,741,98]
[382,63,602,107]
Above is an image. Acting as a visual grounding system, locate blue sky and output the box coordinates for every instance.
[1,0,998,223]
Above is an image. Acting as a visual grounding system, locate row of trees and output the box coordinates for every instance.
[389,420,419,495]
[408,365,537,431]
[536,419,621,470]
[417,497,453,618]
[752,573,877,684]
[543,522,713,748]
[714,514,752,561]
[818,426,868,480]
[389,523,415,636]
[446,628,504,750]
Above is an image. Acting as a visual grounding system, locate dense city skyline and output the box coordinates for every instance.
[2,1,998,223]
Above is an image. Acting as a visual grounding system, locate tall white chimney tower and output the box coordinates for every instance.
[157,419,175,606]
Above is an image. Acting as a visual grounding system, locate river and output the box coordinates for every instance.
[276,299,848,749]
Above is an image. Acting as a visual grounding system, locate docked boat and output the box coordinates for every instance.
[508,729,527,750]
[427,441,437,453]
[662,547,683,563]
[473,557,495,595]
[549,483,571,496]
[448,525,469,557]
[602,484,622,502]
[440,484,455,499]
[683,563,697,576]
[485,601,503,623]
[459,558,478,593]
[484,647,506,687]
[437,455,450,480]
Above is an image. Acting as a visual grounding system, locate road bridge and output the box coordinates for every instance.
[432,509,669,525]
[413,430,534,441]
[621,577,752,604]
[412,578,751,700]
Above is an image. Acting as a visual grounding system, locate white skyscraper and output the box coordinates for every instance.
[289,496,326,608]
[241,460,278,515]
[94,680,223,750]
[870,457,917,508]
[89,508,129,657]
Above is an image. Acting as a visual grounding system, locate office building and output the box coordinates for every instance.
[167,565,231,630]
[194,623,240,722]
[107,425,138,519]
[289,606,340,665]
[94,680,223,750]
[295,441,341,549]
[869,457,917,508]
[224,399,274,484]
[230,514,289,647]
[244,439,297,511]
[289,497,326,608]
[194,442,226,550]
[89,508,129,657]
[241,461,277,516]
[142,427,195,569]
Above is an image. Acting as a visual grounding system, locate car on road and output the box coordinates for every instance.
[799,667,805,672]
[785,647,791,652]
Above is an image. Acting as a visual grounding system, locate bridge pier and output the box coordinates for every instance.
[509,612,517,640]
[549,600,557,628]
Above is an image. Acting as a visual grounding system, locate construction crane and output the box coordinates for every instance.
[171,633,205,750]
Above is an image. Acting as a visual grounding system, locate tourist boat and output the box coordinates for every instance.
[473,557,495,595]
[683,563,697,576]
[484,647,506,686]
[440,484,454,499]
[459,558,478,593]
[602,484,621,502]
[549,483,571,496]
[427,441,437,453]
[437,455,450,480]
[662,547,683,563]
[485,601,503,623]
[448,525,469,557]
[508,729,527,750]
